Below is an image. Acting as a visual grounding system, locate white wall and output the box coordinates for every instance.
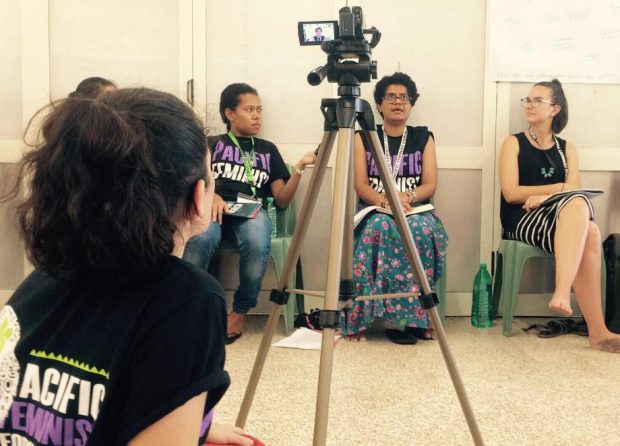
[204,0,492,314]
[1,1,619,315]
[204,0,620,315]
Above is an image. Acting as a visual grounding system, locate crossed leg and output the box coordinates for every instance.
[550,198,620,352]
[571,222,620,352]
[549,198,590,316]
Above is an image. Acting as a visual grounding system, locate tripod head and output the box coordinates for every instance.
[302,6,380,91]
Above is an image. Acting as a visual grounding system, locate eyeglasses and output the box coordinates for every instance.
[383,93,411,104]
[520,97,555,107]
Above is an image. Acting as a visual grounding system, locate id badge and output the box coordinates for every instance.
[237,192,262,204]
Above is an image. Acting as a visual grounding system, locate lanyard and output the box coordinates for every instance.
[552,134,568,177]
[382,126,408,183]
[227,131,257,197]
[529,128,569,179]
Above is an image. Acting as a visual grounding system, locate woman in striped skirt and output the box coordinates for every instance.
[499,79,620,353]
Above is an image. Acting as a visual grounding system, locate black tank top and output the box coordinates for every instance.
[500,132,567,234]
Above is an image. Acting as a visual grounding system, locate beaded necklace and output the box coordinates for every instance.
[528,127,568,179]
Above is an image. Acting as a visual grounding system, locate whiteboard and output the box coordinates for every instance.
[488,0,620,84]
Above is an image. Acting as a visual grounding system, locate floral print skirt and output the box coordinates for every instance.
[339,211,448,336]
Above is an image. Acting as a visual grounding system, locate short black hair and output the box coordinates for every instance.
[68,76,116,99]
[534,79,569,133]
[373,72,419,108]
[219,83,258,131]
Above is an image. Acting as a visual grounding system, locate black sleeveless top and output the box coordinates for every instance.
[500,132,567,233]
[364,125,432,196]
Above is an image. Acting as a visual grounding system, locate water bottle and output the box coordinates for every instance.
[266,197,277,238]
[471,263,493,328]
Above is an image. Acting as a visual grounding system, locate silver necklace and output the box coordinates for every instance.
[528,127,568,176]
[382,126,408,182]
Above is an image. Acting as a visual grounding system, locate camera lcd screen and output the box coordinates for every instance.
[298,21,339,46]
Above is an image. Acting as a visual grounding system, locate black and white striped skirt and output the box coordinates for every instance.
[504,194,594,253]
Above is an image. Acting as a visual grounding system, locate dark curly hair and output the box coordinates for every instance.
[534,78,569,133]
[219,83,258,130]
[10,88,207,282]
[68,77,116,99]
[373,72,420,116]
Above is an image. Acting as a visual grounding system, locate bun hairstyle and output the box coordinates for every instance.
[68,77,116,99]
[535,78,569,133]
[12,88,207,282]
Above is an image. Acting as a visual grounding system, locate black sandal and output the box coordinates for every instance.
[226,332,242,344]
[405,326,434,340]
[385,329,417,345]
[523,320,572,338]
[564,318,589,337]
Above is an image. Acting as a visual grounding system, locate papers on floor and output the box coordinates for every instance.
[272,327,341,350]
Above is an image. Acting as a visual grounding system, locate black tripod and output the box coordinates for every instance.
[235,81,484,445]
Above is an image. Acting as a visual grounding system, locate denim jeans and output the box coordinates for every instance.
[183,209,272,314]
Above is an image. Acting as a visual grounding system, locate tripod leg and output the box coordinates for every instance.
[313,128,354,446]
[362,130,484,445]
[338,140,357,335]
[236,130,337,428]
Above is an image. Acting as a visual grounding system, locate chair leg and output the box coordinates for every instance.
[270,239,296,334]
[491,253,503,320]
[501,242,521,336]
[295,259,305,315]
[601,252,607,315]
[436,273,446,327]
[502,251,530,336]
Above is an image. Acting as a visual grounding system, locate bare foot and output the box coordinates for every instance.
[346,332,367,342]
[548,295,573,317]
[426,327,435,340]
[590,334,620,353]
[227,312,246,338]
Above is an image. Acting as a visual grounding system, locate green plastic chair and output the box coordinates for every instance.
[492,239,606,336]
[210,174,302,334]
[436,272,447,326]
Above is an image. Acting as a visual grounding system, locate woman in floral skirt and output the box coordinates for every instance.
[340,72,448,343]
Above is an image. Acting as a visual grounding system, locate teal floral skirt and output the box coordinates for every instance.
[339,211,448,336]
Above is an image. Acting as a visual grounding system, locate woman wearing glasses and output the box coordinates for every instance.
[340,72,448,343]
[499,79,620,353]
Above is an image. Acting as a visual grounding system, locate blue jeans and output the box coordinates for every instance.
[183,209,272,314]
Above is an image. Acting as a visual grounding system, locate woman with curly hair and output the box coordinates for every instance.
[340,73,448,344]
[0,88,252,444]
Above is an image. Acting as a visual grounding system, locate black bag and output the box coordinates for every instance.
[603,234,620,334]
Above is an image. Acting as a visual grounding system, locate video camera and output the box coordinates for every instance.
[298,6,380,88]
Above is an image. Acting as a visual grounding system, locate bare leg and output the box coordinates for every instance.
[572,222,620,353]
[549,199,590,316]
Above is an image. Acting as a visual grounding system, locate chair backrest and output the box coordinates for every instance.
[275,165,297,238]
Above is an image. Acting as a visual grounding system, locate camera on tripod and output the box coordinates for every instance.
[297,6,381,88]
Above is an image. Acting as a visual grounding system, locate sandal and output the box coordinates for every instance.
[405,326,434,341]
[561,318,589,336]
[523,320,572,338]
[385,329,417,345]
[226,332,242,345]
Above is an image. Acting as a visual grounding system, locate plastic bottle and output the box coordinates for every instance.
[471,263,493,328]
[266,197,277,238]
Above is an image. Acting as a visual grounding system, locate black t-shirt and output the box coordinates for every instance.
[500,132,567,233]
[211,134,290,204]
[0,256,229,445]
[365,125,432,200]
